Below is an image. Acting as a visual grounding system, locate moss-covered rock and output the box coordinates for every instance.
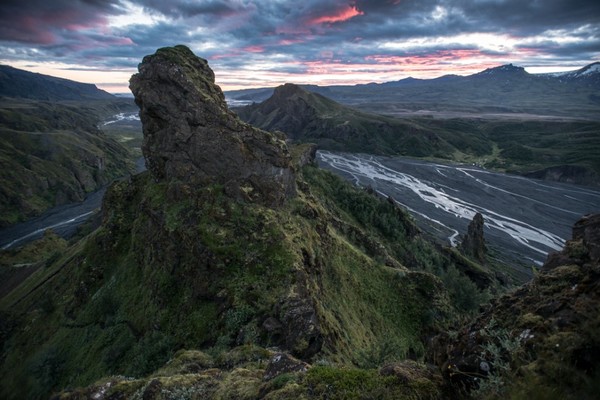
[431,214,600,399]
[0,47,492,400]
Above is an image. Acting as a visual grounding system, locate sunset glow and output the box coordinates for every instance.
[0,0,597,92]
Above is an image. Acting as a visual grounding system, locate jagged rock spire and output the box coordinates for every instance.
[460,212,487,262]
[129,45,296,207]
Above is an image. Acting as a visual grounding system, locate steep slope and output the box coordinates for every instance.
[0,98,133,227]
[0,98,135,226]
[432,213,600,399]
[0,46,491,400]
[237,83,455,157]
[0,65,114,101]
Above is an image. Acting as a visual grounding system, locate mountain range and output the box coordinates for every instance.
[227,62,600,120]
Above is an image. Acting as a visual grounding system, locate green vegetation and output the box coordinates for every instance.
[237,85,600,186]
[52,346,442,400]
[0,98,138,226]
[0,162,493,399]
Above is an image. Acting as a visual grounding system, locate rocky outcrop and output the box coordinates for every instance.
[544,213,600,270]
[431,213,600,398]
[129,45,296,207]
[459,212,486,262]
[263,352,310,381]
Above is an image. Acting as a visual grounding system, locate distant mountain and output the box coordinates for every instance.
[0,65,114,101]
[236,83,456,157]
[237,83,600,187]
[474,63,529,77]
[546,62,600,86]
[227,62,600,119]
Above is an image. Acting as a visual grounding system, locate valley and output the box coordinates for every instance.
[0,52,598,400]
[0,110,143,249]
[317,151,600,278]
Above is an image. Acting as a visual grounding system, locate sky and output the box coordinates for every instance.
[0,0,599,92]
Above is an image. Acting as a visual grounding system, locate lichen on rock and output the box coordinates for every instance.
[129,45,296,207]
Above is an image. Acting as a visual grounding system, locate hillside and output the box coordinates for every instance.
[236,83,455,157]
[0,45,492,400]
[0,65,114,101]
[237,84,600,186]
[0,67,139,227]
[51,213,600,400]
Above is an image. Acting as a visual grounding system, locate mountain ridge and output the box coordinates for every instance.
[0,45,493,400]
[0,65,115,101]
[227,61,600,120]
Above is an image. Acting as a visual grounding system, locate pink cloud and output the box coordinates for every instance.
[243,45,265,53]
[278,38,306,46]
[309,5,363,25]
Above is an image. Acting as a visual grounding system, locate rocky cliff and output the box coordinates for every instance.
[432,213,600,399]
[130,45,296,207]
[1,47,488,400]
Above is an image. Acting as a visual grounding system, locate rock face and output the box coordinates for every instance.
[129,45,296,207]
[459,212,486,262]
[544,213,600,270]
[431,213,600,398]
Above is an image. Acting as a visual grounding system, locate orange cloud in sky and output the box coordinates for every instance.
[310,5,363,25]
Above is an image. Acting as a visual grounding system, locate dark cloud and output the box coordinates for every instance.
[0,0,598,87]
[0,0,121,44]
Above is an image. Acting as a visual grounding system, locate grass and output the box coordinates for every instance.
[0,160,494,399]
[0,98,139,227]
[237,85,600,185]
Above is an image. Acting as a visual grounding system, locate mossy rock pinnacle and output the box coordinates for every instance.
[129,45,296,207]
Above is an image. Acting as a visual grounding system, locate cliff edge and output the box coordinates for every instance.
[130,45,296,206]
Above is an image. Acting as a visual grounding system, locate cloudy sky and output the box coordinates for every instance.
[1,0,599,92]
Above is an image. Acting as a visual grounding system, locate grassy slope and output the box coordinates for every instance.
[0,98,137,226]
[0,161,490,399]
[237,86,600,185]
[236,86,457,158]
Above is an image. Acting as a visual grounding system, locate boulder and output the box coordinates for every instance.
[263,353,310,381]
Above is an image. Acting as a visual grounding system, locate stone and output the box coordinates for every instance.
[460,212,487,262]
[129,45,296,207]
[263,352,310,381]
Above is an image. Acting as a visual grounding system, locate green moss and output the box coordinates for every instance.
[0,160,474,399]
[213,368,262,400]
[303,366,440,400]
